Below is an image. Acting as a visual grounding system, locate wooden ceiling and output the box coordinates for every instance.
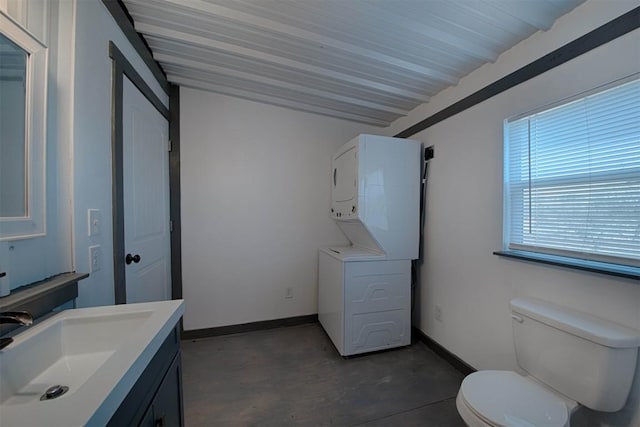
[122,0,585,126]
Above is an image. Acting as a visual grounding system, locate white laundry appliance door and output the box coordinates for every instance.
[343,259,411,355]
[318,247,411,356]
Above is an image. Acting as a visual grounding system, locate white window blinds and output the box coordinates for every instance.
[504,77,640,267]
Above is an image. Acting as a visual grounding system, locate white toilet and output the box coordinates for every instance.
[456,297,640,427]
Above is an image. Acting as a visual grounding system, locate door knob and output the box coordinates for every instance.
[125,253,141,265]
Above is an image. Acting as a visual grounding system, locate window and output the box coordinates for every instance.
[0,10,47,240]
[503,76,640,268]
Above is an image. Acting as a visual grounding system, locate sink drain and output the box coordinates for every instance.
[40,385,69,401]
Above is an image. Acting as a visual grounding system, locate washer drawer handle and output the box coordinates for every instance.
[511,314,524,323]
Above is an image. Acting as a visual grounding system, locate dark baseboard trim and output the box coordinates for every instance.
[413,327,476,376]
[182,314,319,340]
[395,6,640,138]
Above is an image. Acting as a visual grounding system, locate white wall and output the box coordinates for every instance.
[180,88,372,330]
[72,0,168,307]
[382,1,640,425]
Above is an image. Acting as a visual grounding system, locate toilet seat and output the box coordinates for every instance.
[457,370,571,427]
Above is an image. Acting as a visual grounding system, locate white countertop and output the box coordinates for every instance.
[0,299,184,427]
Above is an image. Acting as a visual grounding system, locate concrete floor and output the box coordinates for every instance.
[181,323,466,426]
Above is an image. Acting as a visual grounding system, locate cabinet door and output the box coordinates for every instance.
[151,352,184,427]
[139,405,156,427]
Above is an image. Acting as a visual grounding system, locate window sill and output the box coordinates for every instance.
[493,250,640,281]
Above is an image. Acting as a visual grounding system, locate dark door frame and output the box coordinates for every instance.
[108,41,181,304]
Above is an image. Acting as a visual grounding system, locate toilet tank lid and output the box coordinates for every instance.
[510,297,640,348]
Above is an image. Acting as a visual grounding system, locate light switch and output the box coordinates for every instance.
[88,209,102,236]
[89,245,102,273]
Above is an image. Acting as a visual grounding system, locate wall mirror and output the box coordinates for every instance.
[0,11,47,240]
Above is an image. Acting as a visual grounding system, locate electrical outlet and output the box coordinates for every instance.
[285,287,293,299]
[434,304,443,322]
[425,145,435,160]
[89,245,102,273]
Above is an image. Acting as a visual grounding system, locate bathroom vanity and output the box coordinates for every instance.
[0,300,185,427]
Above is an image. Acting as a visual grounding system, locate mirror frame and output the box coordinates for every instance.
[0,11,47,240]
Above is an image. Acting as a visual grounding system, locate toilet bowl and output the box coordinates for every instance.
[456,298,640,427]
[456,371,578,427]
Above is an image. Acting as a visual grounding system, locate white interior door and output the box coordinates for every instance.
[122,76,171,303]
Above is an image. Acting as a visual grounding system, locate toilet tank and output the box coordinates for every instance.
[510,297,640,412]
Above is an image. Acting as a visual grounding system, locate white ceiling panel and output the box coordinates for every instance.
[122,0,586,126]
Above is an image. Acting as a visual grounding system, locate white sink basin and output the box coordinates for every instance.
[0,300,184,427]
[0,310,152,405]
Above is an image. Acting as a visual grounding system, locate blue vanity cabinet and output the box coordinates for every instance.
[140,350,183,427]
[108,323,184,426]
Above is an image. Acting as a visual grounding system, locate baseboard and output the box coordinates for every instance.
[182,314,318,340]
[412,327,476,376]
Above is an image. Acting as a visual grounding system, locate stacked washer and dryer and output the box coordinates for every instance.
[318,134,421,356]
